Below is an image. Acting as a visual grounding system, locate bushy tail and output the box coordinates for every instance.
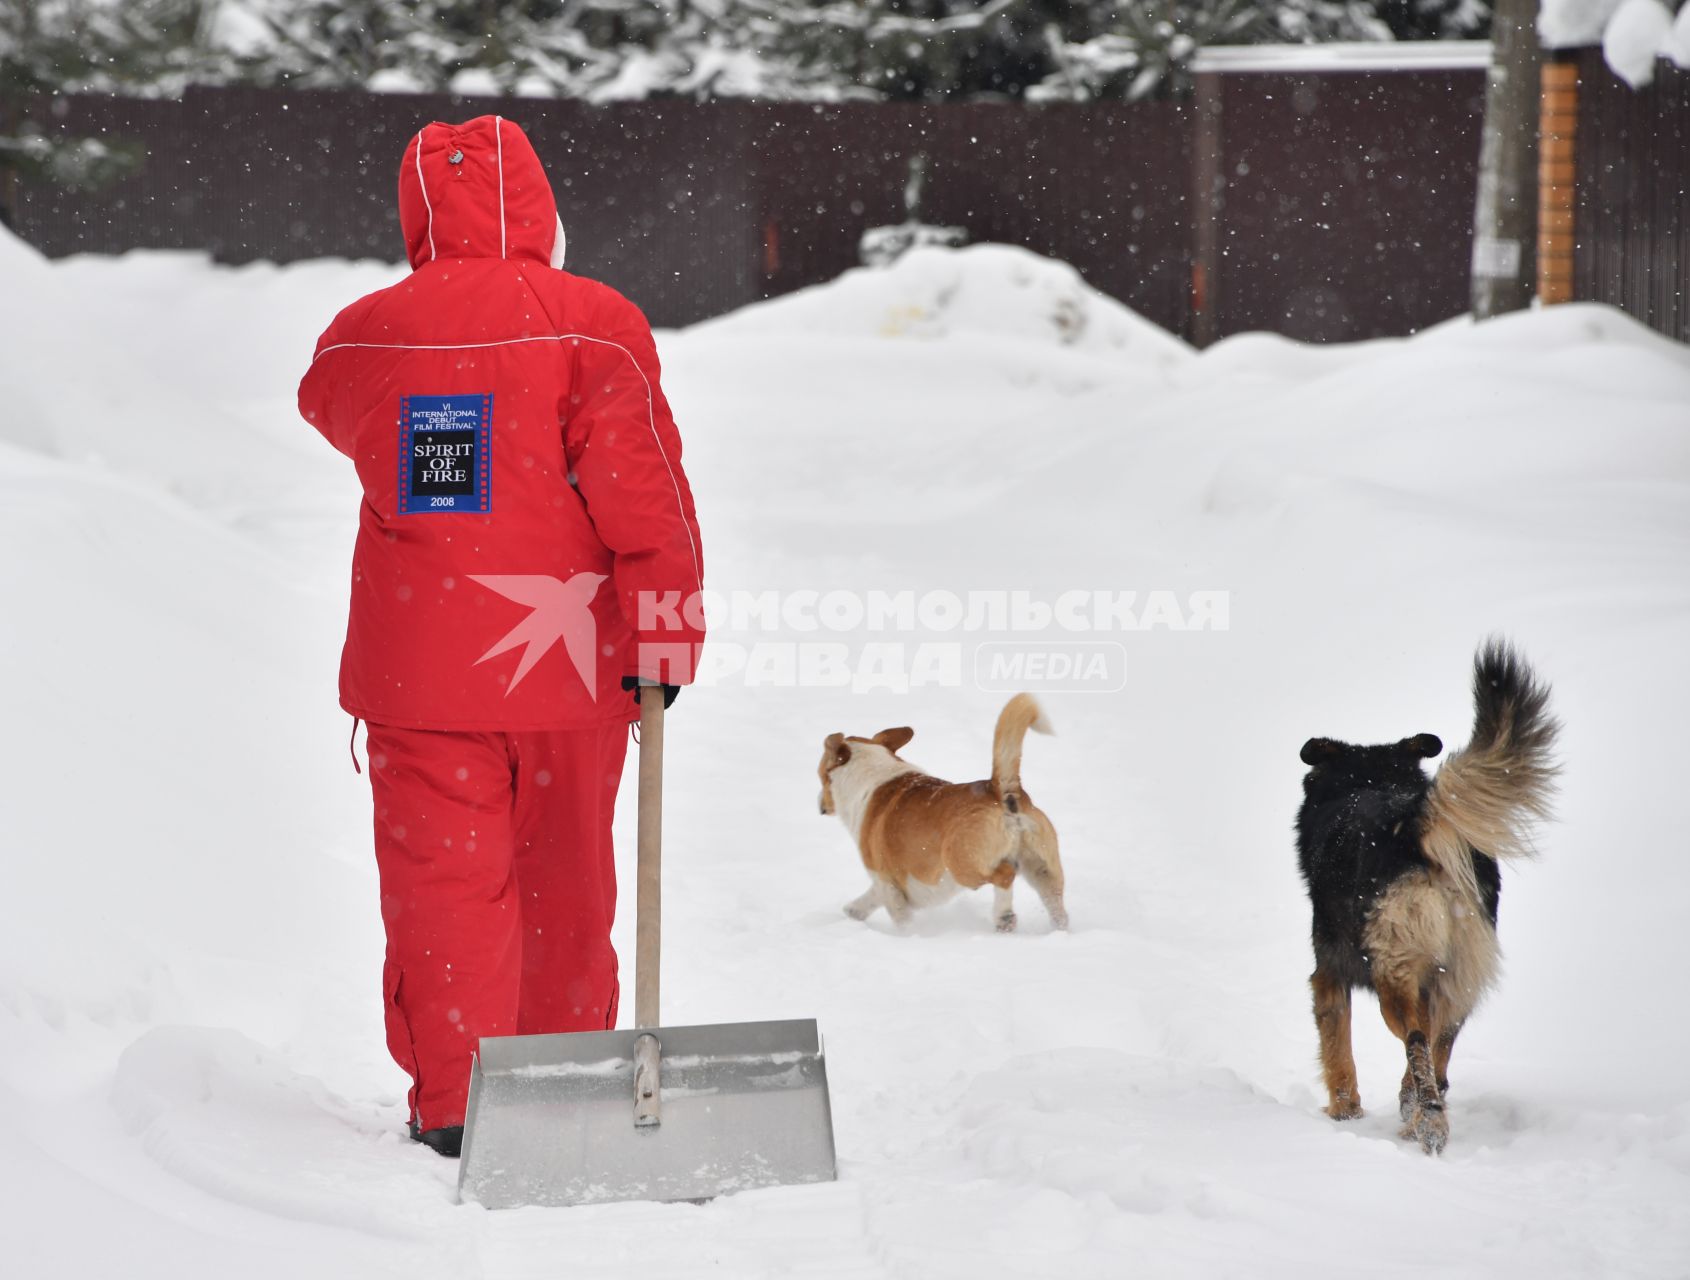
[1421,639,1560,902]
[992,693,1052,800]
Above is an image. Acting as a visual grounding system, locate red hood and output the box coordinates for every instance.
[398,115,561,269]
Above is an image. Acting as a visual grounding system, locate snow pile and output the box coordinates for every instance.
[1542,0,1690,82]
[2,227,1689,1277]
[700,244,1193,372]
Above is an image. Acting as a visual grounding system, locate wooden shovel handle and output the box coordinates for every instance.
[635,685,663,1030]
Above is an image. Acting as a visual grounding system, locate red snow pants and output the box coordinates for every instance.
[365,720,629,1131]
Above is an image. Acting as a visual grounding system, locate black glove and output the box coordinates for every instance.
[621,676,680,710]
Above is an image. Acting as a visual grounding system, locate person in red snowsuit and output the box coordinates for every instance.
[297,115,704,1156]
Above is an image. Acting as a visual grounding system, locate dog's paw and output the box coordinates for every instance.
[1047,907,1070,931]
[995,912,1018,934]
[1398,1083,1416,1123]
[842,894,878,921]
[1413,1105,1448,1155]
[1325,1096,1364,1121]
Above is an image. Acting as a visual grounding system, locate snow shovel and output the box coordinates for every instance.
[457,686,838,1208]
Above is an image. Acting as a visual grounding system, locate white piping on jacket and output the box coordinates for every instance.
[311,334,702,595]
[494,115,507,261]
[413,130,436,263]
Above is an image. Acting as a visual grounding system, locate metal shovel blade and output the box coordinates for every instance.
[458,1018,836,1209]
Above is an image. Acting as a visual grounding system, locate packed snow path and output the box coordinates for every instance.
[3,233,1688,1278]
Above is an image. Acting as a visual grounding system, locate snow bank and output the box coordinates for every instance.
[699,243,1193,373]
[112,1027,439,1238]
[3,231,1689,1276]
[0,220,49,272]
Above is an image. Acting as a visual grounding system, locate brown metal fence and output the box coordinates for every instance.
[12,68,1490,343]
[1190,66,1488,343]
[12,89,769,324]
[1574,47,1690,343]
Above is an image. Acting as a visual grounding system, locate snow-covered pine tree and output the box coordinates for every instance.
[1030,0,1263,103]
[1269,0,1395,42]
[1030,0,1491,102]
[443,0,677,97]
[222,1,762,101]
[709,0,1032,101]
[11,0,1502,112]
[204,0,473,91]
[1371,0,1491,40]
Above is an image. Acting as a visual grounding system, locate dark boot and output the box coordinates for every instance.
[408,1120,464,1158]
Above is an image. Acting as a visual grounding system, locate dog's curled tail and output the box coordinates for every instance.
[1421,639,1560,903]
[992,693,1052,803]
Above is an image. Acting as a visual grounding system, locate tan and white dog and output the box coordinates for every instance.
[817,694,1067,932]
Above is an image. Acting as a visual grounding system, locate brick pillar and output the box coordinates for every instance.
[1538,58,1579,305]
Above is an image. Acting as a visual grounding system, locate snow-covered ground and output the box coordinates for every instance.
[3,229,1689,1277]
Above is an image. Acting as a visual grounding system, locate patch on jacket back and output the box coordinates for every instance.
[398,393,492,514]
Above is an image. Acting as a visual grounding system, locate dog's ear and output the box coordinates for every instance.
[823,732,851,769]
[1403,733,1443,759]
[874,727,915,756]
[1300,737,1342,766]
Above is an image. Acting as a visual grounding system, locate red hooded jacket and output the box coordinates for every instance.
[299,116,703,730]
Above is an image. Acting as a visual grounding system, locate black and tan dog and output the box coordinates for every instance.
[1296,640,1558,1153]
